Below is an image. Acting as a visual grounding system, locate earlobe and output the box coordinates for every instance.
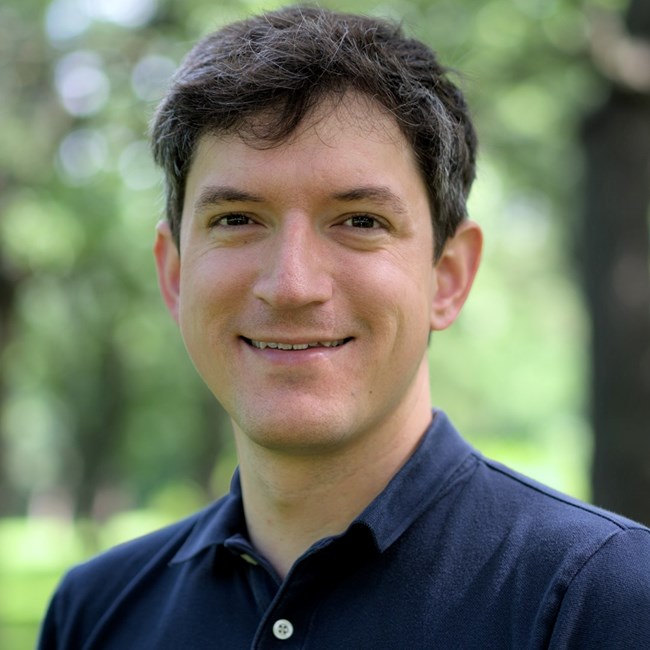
[153,220,181,324]
[430,220,482,331]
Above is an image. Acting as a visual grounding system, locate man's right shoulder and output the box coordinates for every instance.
[67,507,205,590]
[39,497,229,648]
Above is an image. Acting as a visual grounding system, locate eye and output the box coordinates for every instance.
[343,214,383,229]
[213,213,254,227]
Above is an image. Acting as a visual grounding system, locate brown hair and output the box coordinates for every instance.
[151,5,477,258]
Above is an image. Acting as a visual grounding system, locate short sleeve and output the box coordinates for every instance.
[550,528,650,648]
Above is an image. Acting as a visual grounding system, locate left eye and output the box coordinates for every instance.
[344,215,381,229]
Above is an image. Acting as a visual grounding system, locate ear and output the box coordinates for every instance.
[430,220,482,331]
[153,220,181,324]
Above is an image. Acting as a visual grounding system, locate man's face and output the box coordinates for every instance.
[155,94,478,455]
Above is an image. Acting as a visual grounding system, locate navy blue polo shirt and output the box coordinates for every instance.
[39,411,650,649]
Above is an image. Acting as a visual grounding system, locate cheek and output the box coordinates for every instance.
[181,250,249,302]
[178,256,239,346]
[351,244,433,305]
[341,258,433,343]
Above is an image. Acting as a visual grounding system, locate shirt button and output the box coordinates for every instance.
[272,619,294,640]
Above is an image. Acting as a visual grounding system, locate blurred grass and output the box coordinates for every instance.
[0,518,79,649]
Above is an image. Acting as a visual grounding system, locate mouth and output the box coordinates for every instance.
[242,337,352,351]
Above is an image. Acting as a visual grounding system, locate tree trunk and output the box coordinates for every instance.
[73,337,127,519]
[581,0,650,525]
[0,247,22,515]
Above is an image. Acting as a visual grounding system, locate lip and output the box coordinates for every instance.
[241,336,352,351]
[240,336,353,363]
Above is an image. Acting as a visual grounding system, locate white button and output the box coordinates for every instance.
[272,619,294,640]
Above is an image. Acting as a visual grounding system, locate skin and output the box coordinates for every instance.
[155,94,482,577]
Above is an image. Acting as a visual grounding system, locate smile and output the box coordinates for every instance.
[243,337,351,350]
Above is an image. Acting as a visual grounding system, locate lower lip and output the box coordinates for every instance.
[241,339,349,364]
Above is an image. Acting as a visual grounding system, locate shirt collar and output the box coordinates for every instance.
[170,410,475,564]
[353,409,475,552]
[170,469,245,564]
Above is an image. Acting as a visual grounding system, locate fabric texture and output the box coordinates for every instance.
[38,411,650,649]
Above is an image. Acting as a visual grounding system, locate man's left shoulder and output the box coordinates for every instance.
[479,454,649,538]
[549,519,650,645]
[472,455,650,644]
[459,453,650,590]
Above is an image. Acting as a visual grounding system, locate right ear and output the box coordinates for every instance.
[153,220,181,324]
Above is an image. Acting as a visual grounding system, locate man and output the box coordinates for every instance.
[40,6,650,648]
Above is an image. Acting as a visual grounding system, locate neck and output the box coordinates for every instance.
[233,377,433,578]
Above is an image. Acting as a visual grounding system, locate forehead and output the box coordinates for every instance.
[248,92,408,148]
[185,93,422,190]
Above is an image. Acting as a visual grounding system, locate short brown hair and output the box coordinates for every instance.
[151,5,477,258]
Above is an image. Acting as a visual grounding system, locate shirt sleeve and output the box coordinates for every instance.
[550,527,650,648]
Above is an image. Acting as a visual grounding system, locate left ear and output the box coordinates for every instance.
[430,220,482,331]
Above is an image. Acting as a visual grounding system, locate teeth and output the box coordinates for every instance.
[250,339,347,350]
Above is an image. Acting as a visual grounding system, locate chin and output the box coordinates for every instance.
[234,408,357,455]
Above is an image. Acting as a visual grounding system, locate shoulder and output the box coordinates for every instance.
[473,453,647,538]
[422,413,646,546]
[446,451,650,591]
[549,527,650,646]
[477,455,650,626]
[450,453,650,644]
[38,499,228,649]
[65,507,206,590]
[53,508,203,604]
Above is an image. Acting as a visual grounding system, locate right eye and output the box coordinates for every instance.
[213,214,254,227]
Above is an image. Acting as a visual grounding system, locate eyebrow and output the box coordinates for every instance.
[332,186,409,216]
[193,186,264,213]
[192,184,409,215]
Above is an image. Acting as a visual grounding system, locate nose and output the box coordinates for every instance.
[252,214,333,308]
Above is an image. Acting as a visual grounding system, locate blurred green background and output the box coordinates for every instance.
[1,0,649,647]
